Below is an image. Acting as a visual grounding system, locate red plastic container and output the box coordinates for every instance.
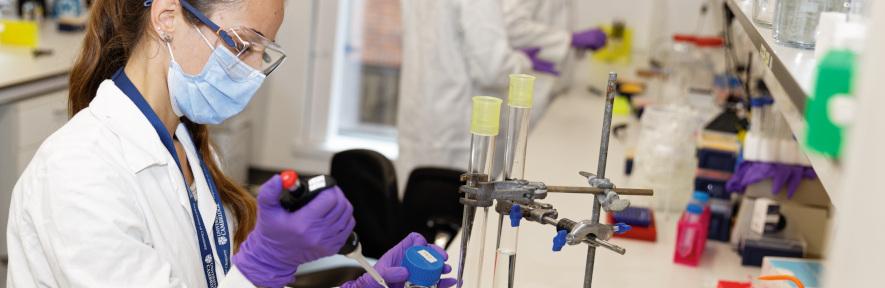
[674,204,708,266]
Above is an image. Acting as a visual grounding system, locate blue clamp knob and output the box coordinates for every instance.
[509,205,522,227]
[614,223,632,235]
[552,230,568,252]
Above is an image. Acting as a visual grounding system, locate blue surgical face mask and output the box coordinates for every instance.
[165,35,266,125]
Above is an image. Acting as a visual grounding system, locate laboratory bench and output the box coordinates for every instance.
[0,22,84,174]
[446,82,760,287]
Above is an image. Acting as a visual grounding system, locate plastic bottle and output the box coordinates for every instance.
[689,37,724,94]
[691,191,711,218]
[691,191,712,248]
[404,246,445,288]
[805,21,861,158]
[674,203,707,266]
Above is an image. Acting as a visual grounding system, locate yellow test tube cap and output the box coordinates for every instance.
[508,74,536,108]
[471,96,503,136]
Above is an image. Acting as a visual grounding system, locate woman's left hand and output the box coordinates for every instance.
[341,233,456,288]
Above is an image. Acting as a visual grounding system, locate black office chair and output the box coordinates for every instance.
[330,149,404,258]
[401,167,465,249]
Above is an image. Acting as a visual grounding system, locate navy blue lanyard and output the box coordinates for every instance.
[112,69,231,287]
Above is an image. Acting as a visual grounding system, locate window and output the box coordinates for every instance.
[331,0,403,142]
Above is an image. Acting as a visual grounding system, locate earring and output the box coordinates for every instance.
[157,29,171,42]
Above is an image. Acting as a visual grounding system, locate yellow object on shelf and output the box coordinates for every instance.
[593,22,633,63]
[613,96,631,116]
[619,82,644,95]
[0,20,39,48]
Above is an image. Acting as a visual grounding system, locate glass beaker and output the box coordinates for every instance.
[753,0,778,27]
[847,0,866,23]
[773,0,848,49]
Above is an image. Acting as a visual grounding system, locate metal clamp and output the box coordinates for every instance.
[580,171,630,212]
[567,220,614,244]
[460,178,549,208]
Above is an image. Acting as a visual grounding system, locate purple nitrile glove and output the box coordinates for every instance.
[233,175,356,288]
[342,233,457,288]
[726,161,818,199]
[521,47,560,76]
[726,161,775,193]
[771,164,817,198]
[571,28,607,51]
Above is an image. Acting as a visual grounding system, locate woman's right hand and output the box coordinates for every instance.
[233,175,356,288]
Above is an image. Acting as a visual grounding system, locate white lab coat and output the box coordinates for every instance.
[502,0,576,122]
[396,0,532,188]
[6,81,254,287]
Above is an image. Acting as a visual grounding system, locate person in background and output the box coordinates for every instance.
[502,0,608,122]
[397,0,559,187]
[5,0,453,287]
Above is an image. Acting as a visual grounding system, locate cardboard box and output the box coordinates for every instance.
[779,202,830,258]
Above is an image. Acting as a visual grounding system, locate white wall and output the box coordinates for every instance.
[249,0,722,174]
[249,0,340,173]
[823,1,885,286]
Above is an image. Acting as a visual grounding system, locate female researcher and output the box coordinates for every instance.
[6,0,454,287]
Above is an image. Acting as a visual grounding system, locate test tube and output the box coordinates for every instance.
[457,96,502,288]
[492,74,535,288]
[502,74,535,181]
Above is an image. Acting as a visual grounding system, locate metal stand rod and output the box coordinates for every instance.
[585,238,626,255]
[584,72,618,288]
[546,186,654,196]
[456,205,476,287]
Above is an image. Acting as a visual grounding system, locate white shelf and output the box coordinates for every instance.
[725,0,842,207]
[725,0,816,111]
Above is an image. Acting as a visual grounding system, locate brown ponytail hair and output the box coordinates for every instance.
[68,0,256,250]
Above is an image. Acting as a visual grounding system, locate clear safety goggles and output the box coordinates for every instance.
[179,0,287,76]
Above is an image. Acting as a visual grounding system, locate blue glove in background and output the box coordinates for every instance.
[341,233,456,288]
[521,47,560,76]
[726,161,817,198]
[572,28,607,51]
[233,175,356,288]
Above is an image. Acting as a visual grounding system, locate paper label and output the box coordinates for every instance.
[308,176,327,192]
[417,249,438,263]
[759,44,773,69]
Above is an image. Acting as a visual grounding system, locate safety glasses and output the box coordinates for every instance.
[179,0,287,76]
